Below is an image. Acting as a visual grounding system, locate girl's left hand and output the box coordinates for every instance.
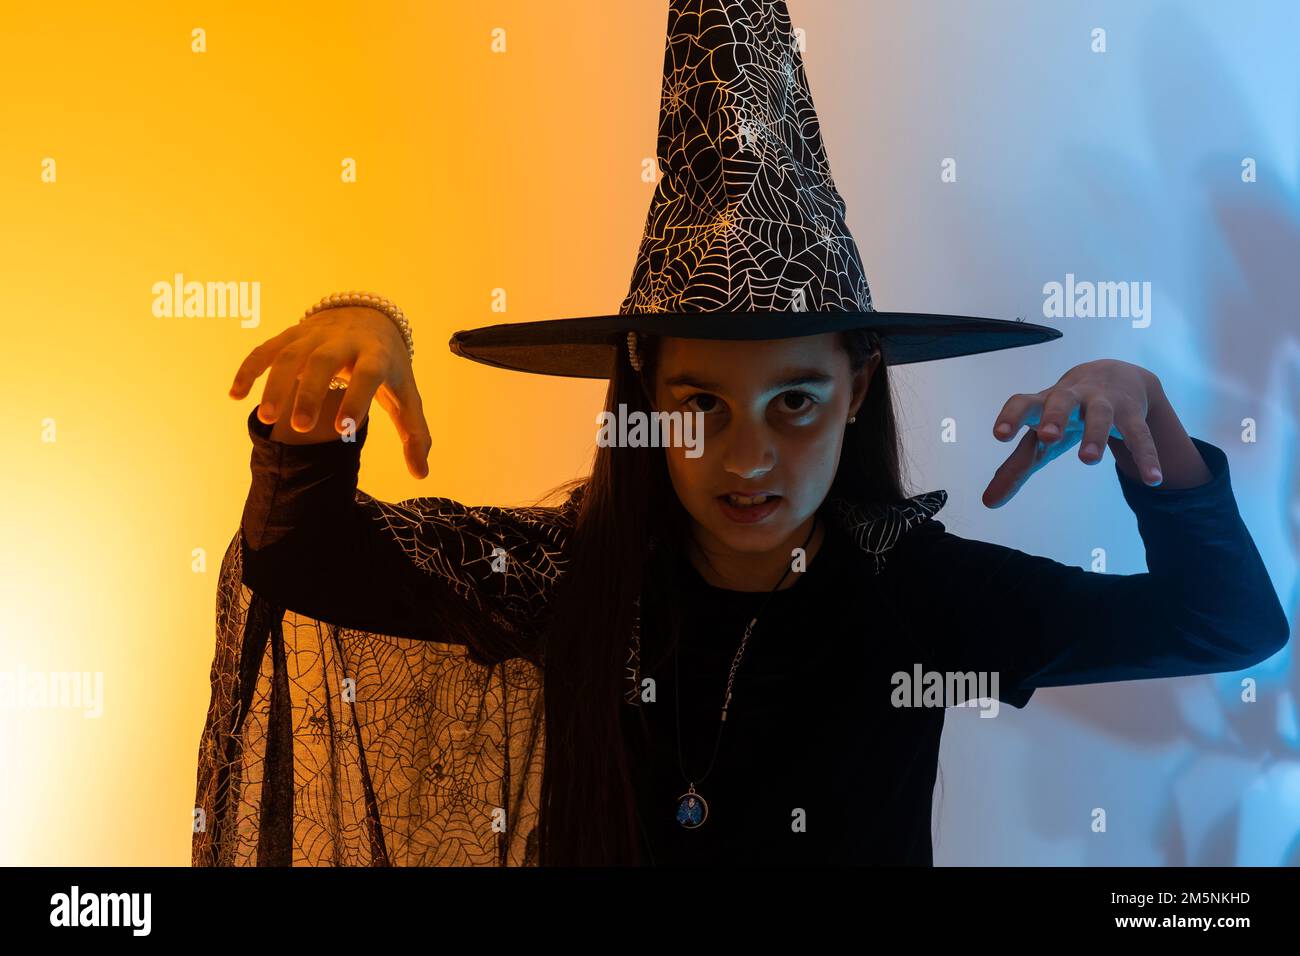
[982,358,1165,508]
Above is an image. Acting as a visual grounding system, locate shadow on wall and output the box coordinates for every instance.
[947,7,1299,865]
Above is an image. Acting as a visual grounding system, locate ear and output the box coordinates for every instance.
[848,349,880,420]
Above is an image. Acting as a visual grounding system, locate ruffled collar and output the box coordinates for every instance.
[823,489,948,573]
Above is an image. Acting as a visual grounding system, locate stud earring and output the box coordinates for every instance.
[847,416,857,424]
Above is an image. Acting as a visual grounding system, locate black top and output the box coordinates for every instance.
[231,407,1290,866]
[627,517,951,865]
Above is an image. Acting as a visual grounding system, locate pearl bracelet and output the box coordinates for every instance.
[298,291,415,390]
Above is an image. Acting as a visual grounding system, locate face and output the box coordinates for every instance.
[650,333,879,561]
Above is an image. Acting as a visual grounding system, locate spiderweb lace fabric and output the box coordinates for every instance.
[191,492,581,867]
[192,481,945,866]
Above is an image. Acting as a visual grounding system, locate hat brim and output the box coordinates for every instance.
[448,311,1061,379]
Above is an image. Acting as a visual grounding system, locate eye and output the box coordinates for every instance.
[682,393,721,414]
[777,390,819,413]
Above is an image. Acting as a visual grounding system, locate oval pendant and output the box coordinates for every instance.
[676,786,708,828]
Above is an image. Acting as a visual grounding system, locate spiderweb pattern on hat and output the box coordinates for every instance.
[618,0,872,320]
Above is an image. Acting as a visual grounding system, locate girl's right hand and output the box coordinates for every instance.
[227,305,432,478]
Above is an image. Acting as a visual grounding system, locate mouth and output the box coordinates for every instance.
[716,492,783,523]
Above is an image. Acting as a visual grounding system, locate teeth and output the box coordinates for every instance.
[726,493,771,506]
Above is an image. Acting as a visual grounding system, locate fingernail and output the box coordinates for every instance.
[1083,442,1099,460]
[996,422,1012,435]
[293,412,311,429]
[262,402,275,417]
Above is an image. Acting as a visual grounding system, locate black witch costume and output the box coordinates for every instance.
[192,0,1289,866]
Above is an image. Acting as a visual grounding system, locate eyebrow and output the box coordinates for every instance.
[662,369,835,392]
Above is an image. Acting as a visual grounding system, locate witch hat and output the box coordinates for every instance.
[448,0,1059,379]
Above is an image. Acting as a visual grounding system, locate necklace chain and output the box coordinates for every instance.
[673,512,821,794]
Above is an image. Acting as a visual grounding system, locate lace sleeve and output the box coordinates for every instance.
[192,408,578,867]
[235,406,578,660]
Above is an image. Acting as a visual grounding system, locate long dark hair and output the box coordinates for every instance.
[534,327,909,864]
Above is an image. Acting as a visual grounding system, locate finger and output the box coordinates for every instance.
[290,345,355,432]
[397,377,434,478]
[1078,397,1114,465]
[1114,407,1163,485]
[1035,387,1080,445]
[982,429,1042,508]
[257,340,316,424]
[372,370,432,479]
[229,326,299,399]
[993,392,1045,442]
[336,358,386,434]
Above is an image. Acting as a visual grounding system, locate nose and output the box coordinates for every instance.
[721,419,775,479]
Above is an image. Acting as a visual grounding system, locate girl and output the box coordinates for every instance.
[196,303,1286,866]
[192,0,1288,866]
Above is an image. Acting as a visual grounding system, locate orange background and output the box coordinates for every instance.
[1,1,684,865]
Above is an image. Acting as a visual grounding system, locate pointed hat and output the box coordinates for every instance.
[448,0,1059,378]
